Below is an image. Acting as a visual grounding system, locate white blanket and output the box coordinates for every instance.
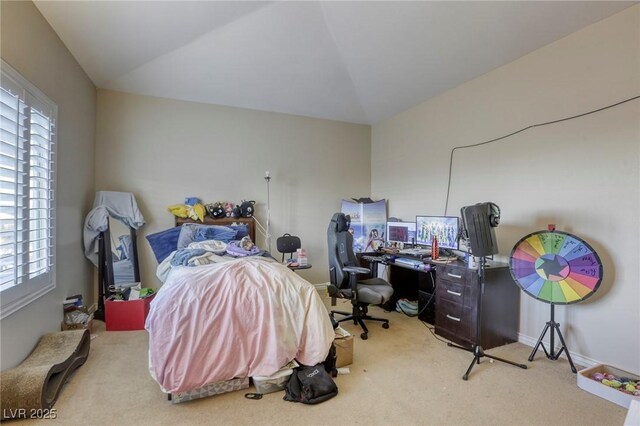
[146,257,334,393]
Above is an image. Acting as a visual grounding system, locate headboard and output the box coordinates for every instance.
[175,216,256,242]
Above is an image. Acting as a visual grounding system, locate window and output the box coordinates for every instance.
[0,60,57,319]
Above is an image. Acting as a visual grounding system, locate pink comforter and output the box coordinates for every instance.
[146,257,334,393]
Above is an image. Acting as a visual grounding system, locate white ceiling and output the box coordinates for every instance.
[34,1,635,125]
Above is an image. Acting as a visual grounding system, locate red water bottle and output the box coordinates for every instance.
[432,236,439,260]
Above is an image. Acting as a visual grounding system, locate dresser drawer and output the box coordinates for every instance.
[436,279,476,308]
[439,267,467,285]
[435,298,477,346]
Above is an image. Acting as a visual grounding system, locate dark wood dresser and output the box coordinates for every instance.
[435,261,519,350]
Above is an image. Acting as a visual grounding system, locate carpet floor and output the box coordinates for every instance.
[17,300,627,425]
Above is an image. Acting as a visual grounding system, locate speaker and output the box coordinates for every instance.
[460,202,500,257]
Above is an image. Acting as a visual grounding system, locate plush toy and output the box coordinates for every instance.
[223,202,236,218]
[168,204,189,218]
[188,203,206,222]
[206,202,225,219]
[232,205,241,218]
[239,200,255,218]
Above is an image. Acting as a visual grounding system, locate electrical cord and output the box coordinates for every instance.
[394,266,437,317]
[421,318,452,345]
[443,95,640,215]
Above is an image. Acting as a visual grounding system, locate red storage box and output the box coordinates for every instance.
[105,295,155,331]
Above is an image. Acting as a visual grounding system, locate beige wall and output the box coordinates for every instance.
[1,1,96,369]
[95,90,370,287]
[372,6,640,373]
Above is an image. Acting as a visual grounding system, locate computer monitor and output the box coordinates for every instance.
[415,215,459,250]
[386,221,416,245]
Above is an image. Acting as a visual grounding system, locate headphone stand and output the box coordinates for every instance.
[447,257,528,380]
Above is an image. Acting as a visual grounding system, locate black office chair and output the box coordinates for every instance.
[276,233,301,263]
[327,212,393,340]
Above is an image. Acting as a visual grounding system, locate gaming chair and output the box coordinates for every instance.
[327,212,393,340]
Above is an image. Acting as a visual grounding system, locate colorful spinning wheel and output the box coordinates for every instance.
[509,230,603,305]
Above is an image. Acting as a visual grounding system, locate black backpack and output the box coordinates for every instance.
[323,342,338,377]
[283,364,338,404]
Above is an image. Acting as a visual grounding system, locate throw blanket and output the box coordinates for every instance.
[83,191,145,266]
[146,257,334,393]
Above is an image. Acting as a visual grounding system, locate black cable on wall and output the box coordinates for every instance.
[443,95,640,215]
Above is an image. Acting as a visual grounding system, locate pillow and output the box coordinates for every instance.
[194,226,237,243]
[145,226,181,263]
[229,224,249,239]
[177,224,238,249]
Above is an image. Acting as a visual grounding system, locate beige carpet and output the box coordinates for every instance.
[18,300,627,425]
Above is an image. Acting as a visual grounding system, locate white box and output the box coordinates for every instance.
[577,364,640,409]
[252,368,293,394]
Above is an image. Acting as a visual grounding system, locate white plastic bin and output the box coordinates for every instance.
[252,368,293,394]
[577,364,640,409]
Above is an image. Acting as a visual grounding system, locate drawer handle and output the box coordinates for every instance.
[446,314,461,322]
[446,289,461,297]
[447,273,462,279]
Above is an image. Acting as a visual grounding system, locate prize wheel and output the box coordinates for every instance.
[509,230,603,305]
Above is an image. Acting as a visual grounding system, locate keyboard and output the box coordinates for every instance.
[361,255,383,263]
[398,248,431,257]
[394,257,425,268]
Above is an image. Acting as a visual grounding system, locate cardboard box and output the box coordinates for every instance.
[334,327,353,368]
[105,294,155,331]
[577,364,640,409]
[61,305,95,333]
[170,377,249,404]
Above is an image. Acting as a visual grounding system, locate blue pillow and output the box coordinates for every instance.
[145,226,181,263]
[177,224,238,249]
[229,224,249,239]
[194,226,237,243]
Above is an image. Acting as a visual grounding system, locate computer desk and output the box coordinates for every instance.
[358,252,520,350]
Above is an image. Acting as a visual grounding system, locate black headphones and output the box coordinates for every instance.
[488,202,501,227]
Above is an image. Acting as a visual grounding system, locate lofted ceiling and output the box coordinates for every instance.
[34,1,635,125]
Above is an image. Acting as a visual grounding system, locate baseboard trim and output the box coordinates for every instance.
[517,332,602,370]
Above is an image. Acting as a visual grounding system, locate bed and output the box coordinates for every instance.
[144,218,334,394]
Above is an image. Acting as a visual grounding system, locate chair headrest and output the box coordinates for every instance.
[332,213,350,233]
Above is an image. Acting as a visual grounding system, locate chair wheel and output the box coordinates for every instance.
[360,332,368,340]
[382,322,389,329]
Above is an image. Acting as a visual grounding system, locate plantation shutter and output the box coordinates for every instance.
[0,60,57,319]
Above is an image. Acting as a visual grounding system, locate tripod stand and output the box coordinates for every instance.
[528,303,577,373]
[448,257,528,380]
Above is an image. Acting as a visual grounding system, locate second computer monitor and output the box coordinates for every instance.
[415,215,459,250]
[386,221,416,245]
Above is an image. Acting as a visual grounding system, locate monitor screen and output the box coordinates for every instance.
[415,216,459,250]
[386,221,416,245]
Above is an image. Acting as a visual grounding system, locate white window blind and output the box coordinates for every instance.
[0,60,57,319]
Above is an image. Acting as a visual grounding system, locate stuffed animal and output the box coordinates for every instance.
[232,205,241,218]
[188,203,206,222]
[223,202,236,218]
[206,202,225,219]
[168,204,189,218]
[239,200,255,218]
